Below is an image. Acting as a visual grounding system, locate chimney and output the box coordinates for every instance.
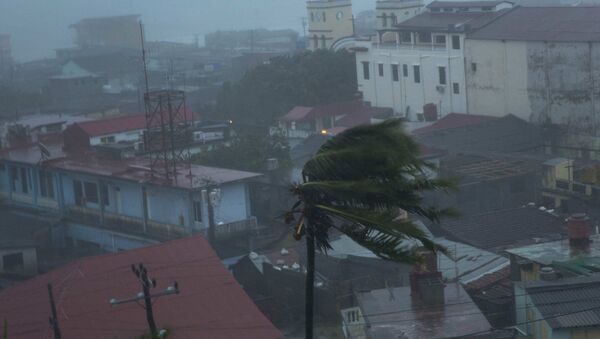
[539,266,558,282]
[410,248,444,305]
[568,213,592,250]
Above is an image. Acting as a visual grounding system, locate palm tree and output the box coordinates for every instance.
[285,119,455,339]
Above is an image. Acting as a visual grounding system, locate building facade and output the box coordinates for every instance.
[355,1,511,119]
[307,0,354,50]
[375,0,424,41]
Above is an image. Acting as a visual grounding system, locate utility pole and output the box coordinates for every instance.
[47,283,61,339]
[110,263,179,338]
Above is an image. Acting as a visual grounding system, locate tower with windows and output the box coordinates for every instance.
[306,0,354,50]
[376,0,425,42]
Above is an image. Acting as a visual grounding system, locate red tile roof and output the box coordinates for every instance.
[279,106,313,122]
[0,236,281,339]
[411,113,497,135]
[72,111,197,137]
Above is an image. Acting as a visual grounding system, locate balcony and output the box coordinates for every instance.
[374,42,448,52]
[214,216,258,240]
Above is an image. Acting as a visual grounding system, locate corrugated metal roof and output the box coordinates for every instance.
[0,235,282,339]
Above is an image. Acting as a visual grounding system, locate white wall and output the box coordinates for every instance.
[89,129,144,146]
[465,39,531,120]
[356,35,467,120]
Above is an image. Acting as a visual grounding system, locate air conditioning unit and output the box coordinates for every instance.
[436,85,446,93]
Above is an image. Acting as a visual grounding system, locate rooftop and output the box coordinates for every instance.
[411,113,497,135]
[436,206,567,252]
[279,101,388,123]
[70,14,141,28]
[0,235,281,339]
[440,153,542,182]
[427,0,512,8]
[517,275,600,329]
[70,111,197,137]
[468,6,600,42]
[506,234,600,266]
[394,9,508,32]
[357,283,491,338]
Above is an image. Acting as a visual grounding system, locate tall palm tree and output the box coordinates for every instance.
[285,119,455,339]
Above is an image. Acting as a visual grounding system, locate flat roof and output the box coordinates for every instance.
[506,234,600,266]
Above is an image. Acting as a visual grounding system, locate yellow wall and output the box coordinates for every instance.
[307,0,353,49]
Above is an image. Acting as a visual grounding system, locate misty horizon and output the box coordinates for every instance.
[0,0,375,62]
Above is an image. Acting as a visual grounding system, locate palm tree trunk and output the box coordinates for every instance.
[305,230,315,339]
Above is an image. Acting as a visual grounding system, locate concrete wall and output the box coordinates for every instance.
[355,36,467,119]
[307,0,354,50]
[0,247,37,276]
[467,39,600,134]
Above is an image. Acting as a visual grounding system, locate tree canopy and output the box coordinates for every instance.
[215,49,357,127]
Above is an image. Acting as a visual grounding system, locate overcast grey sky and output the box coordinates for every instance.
[0,0,375,61]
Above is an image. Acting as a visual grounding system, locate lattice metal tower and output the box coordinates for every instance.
[143,89,191,183]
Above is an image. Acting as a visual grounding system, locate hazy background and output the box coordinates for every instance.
[0,0,375,62]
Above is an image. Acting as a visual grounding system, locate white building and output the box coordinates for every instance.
[466,6,600,135]
[355,1,512,120]
[307,0,354,50]
[375,0,425,42]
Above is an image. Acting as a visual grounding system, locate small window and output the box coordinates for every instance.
[378,63,384,77]
[482,6,492,11]
[471,62,477,72]
[100,136,116,144]
[321,35,326,49]
[438,66,447,85]
[362,61,370,80]
[2,253,24,272]
[74,180,83,206]
[322,12,326,22]
[39,171,55,199]
[431,8,441,13]
[413,65,421,83]
[310,12,314,22]
[401,32,411,43]
[19,167,28,194]
[392,64,399,82]
[84,182,99,204]
[435,35,446,45]
[418,32,432,44]
[194,201,203,222]
[313,35,318,49]
[452,35,461,50]
[402,64,408,77]
[453,82,460,94]
[382,13,388,27]
[100,184,109,206]
[391,14,397,25]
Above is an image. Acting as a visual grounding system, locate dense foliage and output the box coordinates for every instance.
[191,133,290,172]
[0,86,48,117]
[215,49,357,126]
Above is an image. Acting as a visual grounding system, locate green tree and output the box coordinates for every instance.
[285,119,455,339]
[215,49,357,126]
[192,133,290,172]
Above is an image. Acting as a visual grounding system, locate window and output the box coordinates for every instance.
[100,136,116,144]
[401,32,411,43]
[39,171,55,199]
[84,181,99,204]
[378,63,384,77]
[402,64,408,77]
[310,12,314,22]
[453,82,460,94]
[100,184,109,206]
[471,62,477,72]
[482,6,492,11]
[322,12,326,22]
[452,35,461,49]
[194,201,203,222]
[362,61,370,80]
[382,13,387,27]
[313,35,318,49]
[19,167,29,194]
[391,13,397,25]
[74,180,83,206]
[418,32,432,44]
[413,65,421,83]
[392,64,399,82]
[431,8,441,13]
[2,253,24,272]
[435,35,446,45]
[438,66,447,85]
[321,35,326,49]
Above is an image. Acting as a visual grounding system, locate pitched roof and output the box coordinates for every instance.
[412,113,497,135]
[0,236,281,339]
[279,106,313,122]
[437,206,567,252]
[427,0,511,8]
[279,101,384,123]
[520,275,600,329]
[71,111,196,137]
[394,10,508,32]
[468,6,600,42]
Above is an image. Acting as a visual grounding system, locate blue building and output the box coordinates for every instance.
[0,142,261,252]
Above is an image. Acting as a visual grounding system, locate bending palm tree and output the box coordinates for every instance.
[285,119,455,339]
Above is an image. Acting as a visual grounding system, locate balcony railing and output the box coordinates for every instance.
[214,216,258,240]
[373,42,448,52]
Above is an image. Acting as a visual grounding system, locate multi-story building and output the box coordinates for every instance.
[70,15,141,50]
[306,0,354,50]
[355,1,512,119]
[0,137,260,252]
[375,0,424,42]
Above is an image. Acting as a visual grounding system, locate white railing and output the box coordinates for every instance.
[374,42,448,52]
